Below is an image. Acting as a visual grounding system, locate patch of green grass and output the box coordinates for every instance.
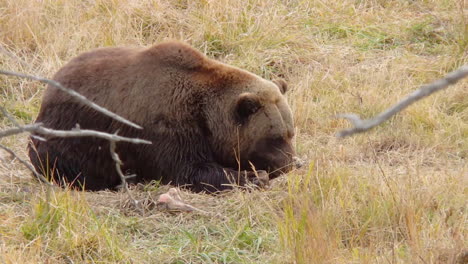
[354,28,400,51]
[318,24,400,50]
[140,214,278,263]
[140,180,162,192]
[1,103,37,125]
[20,190,133,263]
[8,105,36,123]
[408,18,448,45]
[203,32,229,58]
[444,94,468,119]
[406,17,455,54]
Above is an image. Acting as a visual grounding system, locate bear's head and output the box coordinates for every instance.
[200,64,296,179]
[148,41,297,180]
[234,79,296,179]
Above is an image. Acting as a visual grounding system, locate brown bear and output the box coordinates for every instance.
[28,41,296,193]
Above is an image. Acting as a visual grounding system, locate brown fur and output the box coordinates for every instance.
[28,41,296,192]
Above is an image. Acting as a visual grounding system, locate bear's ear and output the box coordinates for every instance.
[273,79,288,94]
[235,93,262,123]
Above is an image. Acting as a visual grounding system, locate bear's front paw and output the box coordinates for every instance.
[248,170,270,188]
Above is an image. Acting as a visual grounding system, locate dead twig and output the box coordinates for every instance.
[109,139,143,214]
[0,69,143,129]
[0,144,52,186]
[0,69,151,210]
[0,123,151,144]
[337,65,468,137]
[0,122,150,192]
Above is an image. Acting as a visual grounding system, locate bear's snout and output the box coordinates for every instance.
[247,136,296,179]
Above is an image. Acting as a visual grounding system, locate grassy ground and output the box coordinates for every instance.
[0,0,467,263]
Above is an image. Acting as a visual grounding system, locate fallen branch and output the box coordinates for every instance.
[0,69,142,129]
[0,144,53,186]
[0,123,151,144]
[336,65,468,137]
[0,69,151,208]
[1,104,150,193]
[109,139,143,213]
[0,122,150,195]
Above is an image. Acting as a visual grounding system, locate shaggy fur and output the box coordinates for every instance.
[28,41,296,192]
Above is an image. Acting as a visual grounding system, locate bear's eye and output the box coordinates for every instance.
[235,94,262,123]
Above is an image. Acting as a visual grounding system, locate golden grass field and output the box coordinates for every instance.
[0,0,467,263]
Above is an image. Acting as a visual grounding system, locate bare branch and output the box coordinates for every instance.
[0,144,52,186]
[0,68,150,208]
[337,65,468,138]
[0,69,143,129]
[109,139,143,214]
[0,121,149,193]
[0,123,151,144]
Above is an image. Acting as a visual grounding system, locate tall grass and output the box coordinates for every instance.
[0,0,466,263]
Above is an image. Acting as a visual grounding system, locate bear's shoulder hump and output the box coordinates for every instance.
[144,41,207,70]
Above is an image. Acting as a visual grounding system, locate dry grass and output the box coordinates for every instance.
[0,0,467,263]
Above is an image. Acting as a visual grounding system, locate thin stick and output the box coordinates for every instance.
[109,140,143,213]
[0,144,52,186]
[0,123,151,144]
[0,68,149,209]
[0,69,143,129]
[337,65,468,137]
